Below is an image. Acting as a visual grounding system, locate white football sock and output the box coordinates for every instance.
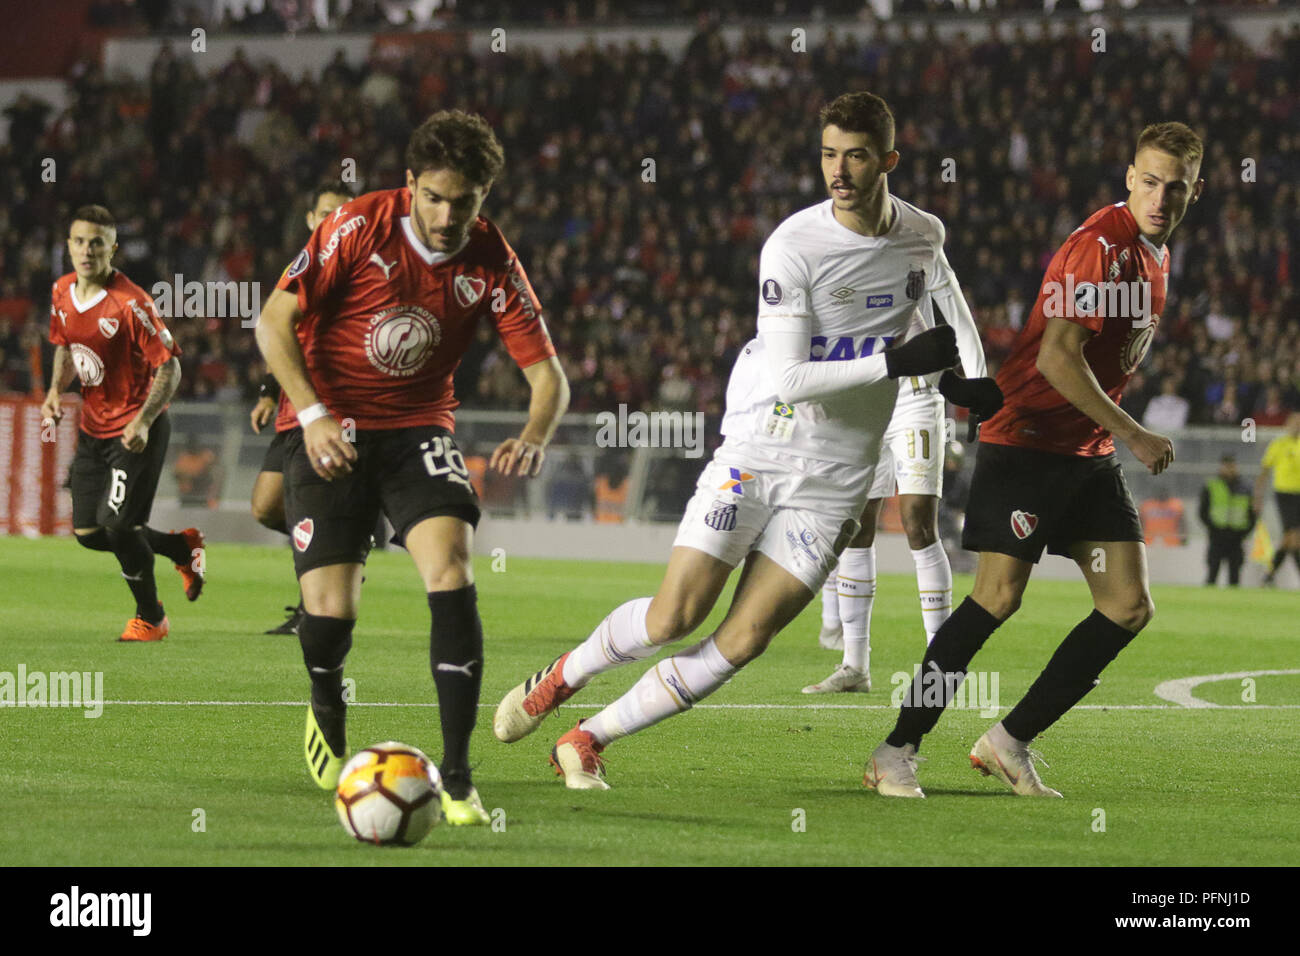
[836,546,875,672]
[562,597,656,689]
[912,541,953,645]
[821,569,840,628]
[582,635,736,746]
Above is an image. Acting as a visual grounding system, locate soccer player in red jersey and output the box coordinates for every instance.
[866,123,1205,797]
[248,180,354,635]
[40,205,205,643]
[255,111,569,824]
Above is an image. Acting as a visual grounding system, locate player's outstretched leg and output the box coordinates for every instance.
[550,553,811,789]
[804,545,874,693]
[495,547,733,743]
[817,570,843,650]
[148,527,206,601]
[493,597,654,742]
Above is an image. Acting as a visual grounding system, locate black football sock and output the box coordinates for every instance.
[429,585,484,799]
[298,613,354,755]
[142,527,193,565]
[1001,610,1136,742]
[1271,548,1288,573]
[106,526,163,624]
[75,529,113,552]
[1290,549,1300,572]
[887,597,1001,750]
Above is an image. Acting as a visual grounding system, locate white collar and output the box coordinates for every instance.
[400,216,469,265]
[70,281,109,313]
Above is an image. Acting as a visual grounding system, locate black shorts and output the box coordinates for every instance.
[68,410,172,530]
[282,425,481,575]
[1277,492,1300,531]
[260,428,294,474]
[961,442,1143,563]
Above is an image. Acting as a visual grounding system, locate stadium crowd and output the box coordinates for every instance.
[1,11,1297,429]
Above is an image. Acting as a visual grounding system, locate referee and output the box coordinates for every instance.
[1256,412,1300,586]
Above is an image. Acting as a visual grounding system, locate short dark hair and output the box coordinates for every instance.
[405,110,504,186]
[819,92,895,155]
[70,204,115,232]
[310,180,354,209]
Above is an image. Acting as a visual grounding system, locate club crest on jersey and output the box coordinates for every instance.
[718,468,755,495]
[1122,319,1158,374]
[454,275,486,308]
[287,248,310,279]
[704,499,737,532]
[98,316,119,338]
[70,343,105,387]
[905,268,925,301]
[365,304,441,377]
[1010,510,1038,540]
[292,518,314,552]
[761,279,782,305]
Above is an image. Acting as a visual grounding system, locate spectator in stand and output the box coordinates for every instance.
[1143,376,1191,431]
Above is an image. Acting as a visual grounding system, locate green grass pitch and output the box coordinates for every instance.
[1,536,1297,866]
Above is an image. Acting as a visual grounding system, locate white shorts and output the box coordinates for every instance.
[868,388,947,500]
[672,439,872,592]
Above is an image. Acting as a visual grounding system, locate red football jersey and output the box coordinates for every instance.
[273,188,555,432]
[979,203,1169,457]
[48,270,181,439]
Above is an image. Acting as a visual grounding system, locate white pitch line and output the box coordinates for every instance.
[86,700,1300,711]
[1153,669,1300,708]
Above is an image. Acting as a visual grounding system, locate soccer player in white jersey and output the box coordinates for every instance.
[805,240,993,694]
[492,92,999,789]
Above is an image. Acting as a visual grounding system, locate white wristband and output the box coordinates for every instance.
[297,403,330,428]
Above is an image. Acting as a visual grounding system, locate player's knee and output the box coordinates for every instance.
[100,517,136,541]
[423,559,472,592]
[1109,593,1154,633]
[645,597,705,645]
[899,508,937,549]
[713,627,770,668]
[972,582,1022,621]
[75,528,111,552]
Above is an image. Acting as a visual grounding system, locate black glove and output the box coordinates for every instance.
[883,324,958,379]
[938,370,1003,419]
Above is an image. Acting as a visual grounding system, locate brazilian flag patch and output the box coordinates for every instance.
[772,402,794,418]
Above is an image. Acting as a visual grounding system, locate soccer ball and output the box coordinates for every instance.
[334,742,442,846]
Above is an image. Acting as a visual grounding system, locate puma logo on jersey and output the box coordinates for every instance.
[436,660,477,677]
[369,253,397,279]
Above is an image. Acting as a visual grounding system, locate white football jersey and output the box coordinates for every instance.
[722,196,977,466]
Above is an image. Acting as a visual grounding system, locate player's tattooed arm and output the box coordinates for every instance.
[121,357,181,452]
[40,346,76,422]
[491,355,570,478]
[1036,315,1174,475]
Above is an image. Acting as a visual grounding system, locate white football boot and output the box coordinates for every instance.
[969,723,1063,797]
[863,741,925,798]
[802,663,870,694]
